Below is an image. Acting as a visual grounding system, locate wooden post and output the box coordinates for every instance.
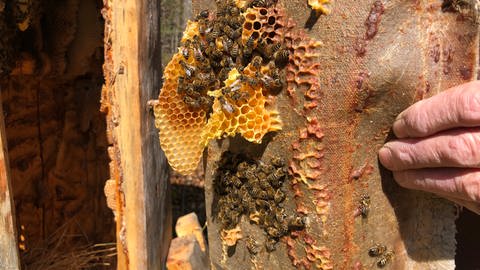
[102,0,171,269]
[0,93,20,270]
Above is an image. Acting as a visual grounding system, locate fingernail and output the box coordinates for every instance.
[395,111,404,122]
[378,146,392,168]
[392,117,407,138]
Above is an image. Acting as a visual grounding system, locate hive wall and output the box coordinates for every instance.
[0,0,115,267]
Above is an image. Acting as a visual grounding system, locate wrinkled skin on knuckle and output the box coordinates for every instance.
[449,131,480,167]
[403,102,432,137]
[457,84,480,124]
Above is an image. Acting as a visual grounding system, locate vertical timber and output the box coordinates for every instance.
[102,0,171,269]
[0,93,20,270]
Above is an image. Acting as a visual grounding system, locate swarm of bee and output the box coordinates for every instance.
[176,0,288,111]
[152,0,290,174]
[214,152,306,252]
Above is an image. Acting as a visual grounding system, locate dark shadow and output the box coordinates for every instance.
[304,10,321,30]
[455,208,480,269]
[171,184,207,237]
[380,129,457,263]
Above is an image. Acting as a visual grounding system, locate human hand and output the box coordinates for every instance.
[378,81,480,214]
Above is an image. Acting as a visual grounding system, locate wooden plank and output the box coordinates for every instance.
[101,0,171,269]
[0,92,20,270]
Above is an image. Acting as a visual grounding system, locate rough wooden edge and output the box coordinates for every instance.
[0,91,20,270]
[101,0,171,269]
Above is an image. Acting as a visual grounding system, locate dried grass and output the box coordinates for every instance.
[21,220,116,270]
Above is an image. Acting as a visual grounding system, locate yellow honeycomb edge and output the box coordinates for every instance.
[308,0,332,15]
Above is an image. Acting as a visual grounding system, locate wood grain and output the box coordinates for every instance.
[0,92,20,270]
[102,0,171,269]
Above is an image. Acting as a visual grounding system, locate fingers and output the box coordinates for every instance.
[392,168,480,203]
[443,196,480,215]
[393,81,480,138]
[379,128,480,171]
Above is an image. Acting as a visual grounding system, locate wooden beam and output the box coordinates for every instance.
[0,92,20,269]
[101,0,171,269]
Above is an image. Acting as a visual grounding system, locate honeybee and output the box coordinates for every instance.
[271,157,285,167]
[288,215,306,229]
[246,35,255,49]
[180,60,196,78]
[229,6,240,16]
[237,161,250,176]
[255,198,271,208]
[267,167,286,187]
[270,43,282,54]
[231,175,243,187]
[377,251,394,268]
[266,226,282,238]
[275,208,287,223]
[198,9,209,19]
[273,189,285,203]
[244,165,258,179]
[259,162,275,174]
[246,236,260,255]
[230,90,250,103]
[181,46,190,59]
[265,186,276,200]
[265,237,277,252]
[274,49,290,68]
[255,171,267,181]
[368,243,387,257]
[199,96,213,108]
[222,37,233,52]
[211,24,221,39]
[184,95,201,109]
[219,96,235,114]
[262,74,283,93]
[247,200,257,213]
[231,42,240,58]
[359,194,371,218]
[177,76,186,93]
[193,47,205,62]
[250,0,267,7]
[258,177,271,188]
[252,55,263,70]
[251,188,268,200]
[233,28,242,39]
[198,22,207,35]
[246,77,259,87]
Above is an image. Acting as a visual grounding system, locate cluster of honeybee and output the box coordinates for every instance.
[214,152,306,253]
[368,244,394,268]
[177,0,289,110]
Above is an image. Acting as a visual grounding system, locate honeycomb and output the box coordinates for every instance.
[202,67,282,145]
[308,0,332,15]
[220,225,243,247]
[287,232,333,270]
[241,6,285,47]
[151,1,289,175]
[152,21,208,175]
